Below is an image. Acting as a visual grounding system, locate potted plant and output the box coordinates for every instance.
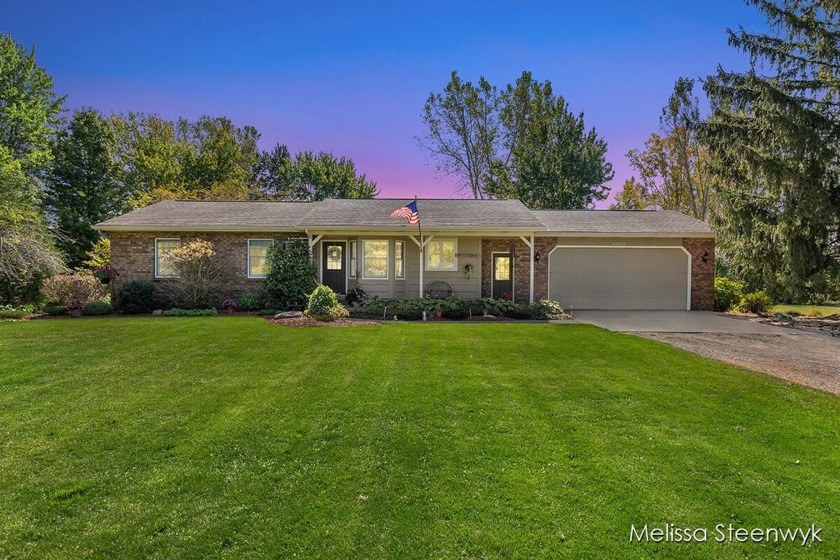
[432,301,443,319]
[67,298,84,317]
[93,266,120,285]
[222,298,238,315]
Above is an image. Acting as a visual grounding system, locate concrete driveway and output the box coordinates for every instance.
[571,310,794,334]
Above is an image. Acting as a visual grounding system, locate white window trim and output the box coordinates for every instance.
[154,238,181,279]
[395,240,405,280]
[425,238,458,271]
[247,238,274,279]
[362,239,389,280]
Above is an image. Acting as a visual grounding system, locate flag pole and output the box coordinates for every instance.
[416,195,423,298]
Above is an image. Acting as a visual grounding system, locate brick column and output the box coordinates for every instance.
[683,237,715,310]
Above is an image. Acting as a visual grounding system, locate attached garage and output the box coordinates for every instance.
[548,246,691,310]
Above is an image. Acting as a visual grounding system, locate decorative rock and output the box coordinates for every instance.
[152,309,163,316]
[275,311,303,319]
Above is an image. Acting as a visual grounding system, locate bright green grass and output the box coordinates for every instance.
[1,318,838,559]
[772,304,840,317]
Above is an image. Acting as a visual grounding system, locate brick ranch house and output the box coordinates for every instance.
[95,198,715,310]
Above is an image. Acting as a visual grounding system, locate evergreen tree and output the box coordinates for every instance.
[45,108,125,268]
[702,0,840,301]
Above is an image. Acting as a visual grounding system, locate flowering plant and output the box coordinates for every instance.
[222,298,238,310]
[464,263,474,279]
[93,266,120,282]
[67,298,85,310]
[502,291,513,301]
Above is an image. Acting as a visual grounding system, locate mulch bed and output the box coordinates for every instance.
[268,317,380,327]
[754,313,840,338]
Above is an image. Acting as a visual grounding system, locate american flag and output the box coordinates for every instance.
[390,200,419,225]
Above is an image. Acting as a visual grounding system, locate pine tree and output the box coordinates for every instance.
[702,0,840,301]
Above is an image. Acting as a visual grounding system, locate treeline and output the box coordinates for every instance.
[419,1,840,302]
[0,33,377,302]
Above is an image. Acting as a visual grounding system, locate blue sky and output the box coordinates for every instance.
[4,1,766,202]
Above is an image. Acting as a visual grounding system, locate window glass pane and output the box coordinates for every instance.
[494,256,511,281]
[249,240,273,277]
[363,240,388,278]
[442,241,455,268]
[428,242,441,268]
[156,239,180,277]
[395,241,404,279]
[349,241,356,278]
[326,245,343,270]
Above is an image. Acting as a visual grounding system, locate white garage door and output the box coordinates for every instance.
[548,247,690,310]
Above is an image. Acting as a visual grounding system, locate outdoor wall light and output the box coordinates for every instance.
[534,251,541,262]
[702,251,709,263]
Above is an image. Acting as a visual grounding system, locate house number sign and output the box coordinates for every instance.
[455,252,478,257]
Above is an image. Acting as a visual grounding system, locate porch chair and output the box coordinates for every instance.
[425,281,454,298]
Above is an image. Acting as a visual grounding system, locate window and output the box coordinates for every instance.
[325,244,343,270]
[349,241,357,278]
[425,239,457,271]
[363,240,388,279]
[494,255,511,281]
[155,238,181,278]
[395,241,405,279]
[248,239,274,278]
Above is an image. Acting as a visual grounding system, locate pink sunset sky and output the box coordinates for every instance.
[5,1,764,205]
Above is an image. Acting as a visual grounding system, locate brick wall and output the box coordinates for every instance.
[110,231,290,308]
[683,237,715,311]
[481,238,537,305]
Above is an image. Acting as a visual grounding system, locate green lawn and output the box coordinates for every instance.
[771,304,840,317]
[1,318,838,559]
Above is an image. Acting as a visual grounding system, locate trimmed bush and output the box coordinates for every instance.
[40,274,108,306]
[265,239,317,310]
[528,299,566,320]
[162,308,218,317]
[738,291,773,314]
[305,285,348,321]
[238,291,263,311]
[42,305,68,316]
[714,277,745,311]
[82,300,113,315]
[440,298,469,320]
[116,280,155,314]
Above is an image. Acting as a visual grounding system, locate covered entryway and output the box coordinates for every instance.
[548,246,690,310]
[321,241,346,295]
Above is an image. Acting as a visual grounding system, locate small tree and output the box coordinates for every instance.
[163,239,223,308]
[265,238,316,310]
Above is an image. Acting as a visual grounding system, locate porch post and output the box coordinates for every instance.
[529,234,535,304]
[419,245,424,298]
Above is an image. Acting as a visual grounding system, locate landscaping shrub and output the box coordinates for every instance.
[163,239,223,308]
[42,305,68,316]
[40,274,108,306]
[390,298,424,320]
[116,280,155,314]
[714,277,745,311]
[162,308,219,317]
[82,300,113,315]
[358,296,386,318]
[256,309,279,316]
[305,285,349,321]
[238,291,263,311]
[0,305,34,319]
[738,291,773,314]
[346,287,367,306]
[528,299,566,319]
[440,298,469,320]
[265,239,317,310]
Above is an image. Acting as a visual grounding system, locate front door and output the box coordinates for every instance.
[322,242,346,295]
[492,253,513,299]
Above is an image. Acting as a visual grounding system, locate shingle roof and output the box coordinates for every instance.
[300,199,544,230]
[533,209,713,235]
[95,199,714,236]
[94,200,314,231]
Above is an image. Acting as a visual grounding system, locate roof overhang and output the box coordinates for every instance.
[540,231,715,238]
[96,225,304,233]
